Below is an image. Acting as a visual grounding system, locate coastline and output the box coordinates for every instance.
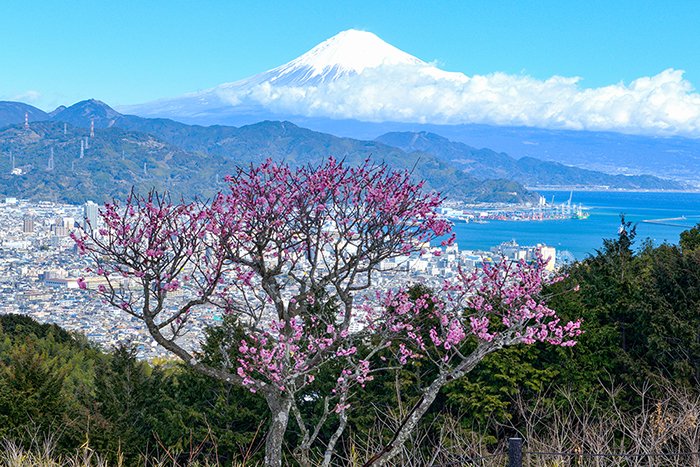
[527,186,700,194]
[448,191,700,260]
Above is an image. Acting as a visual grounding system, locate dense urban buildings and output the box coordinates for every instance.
[0,196,557,359]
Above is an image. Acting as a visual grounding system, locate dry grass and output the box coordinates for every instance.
[4,381,700,466]
[0,437,109,467]
[0,437,258,467]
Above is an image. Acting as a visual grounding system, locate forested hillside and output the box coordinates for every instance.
[0,101,537,204]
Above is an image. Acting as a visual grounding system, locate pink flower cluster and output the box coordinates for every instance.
[206,157,453,274]
[375,254,583,369]
[72,191,218,301]
[235,314,365,393]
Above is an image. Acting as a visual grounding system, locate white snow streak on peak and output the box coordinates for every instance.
[272,29,425,81]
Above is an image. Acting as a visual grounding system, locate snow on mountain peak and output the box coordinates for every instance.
[124,29,700,138]
[264,29,425,85]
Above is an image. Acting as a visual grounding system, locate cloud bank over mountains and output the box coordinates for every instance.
[128,30,700,137]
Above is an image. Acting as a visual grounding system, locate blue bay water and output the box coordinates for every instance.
[449,191,700,260]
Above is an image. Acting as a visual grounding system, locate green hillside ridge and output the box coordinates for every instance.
[0,100,536,204]
[0,121,229,203]
[2,98,684,205]
[0,100,696,192]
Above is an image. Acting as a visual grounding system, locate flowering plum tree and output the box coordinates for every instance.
[361,255,581,465]
[72,158,581,466]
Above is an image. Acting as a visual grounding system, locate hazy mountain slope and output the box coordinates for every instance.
[399,123,700,184]
[376,131,684,190]
[284,118,699,186]
[0,102,49,128]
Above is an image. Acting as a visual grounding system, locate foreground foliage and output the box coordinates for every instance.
[3,216,700,464]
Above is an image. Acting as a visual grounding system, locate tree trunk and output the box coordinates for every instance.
[265,396,293,467]
[364,343,496,466]
[364,374,447,466]
[322,401,348,467]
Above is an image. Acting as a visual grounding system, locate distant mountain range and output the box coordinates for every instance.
[0,99,688,203]
[0,99,685,204]
[376,132,679,190]
[329,120,700,186]
[0,100,554,204]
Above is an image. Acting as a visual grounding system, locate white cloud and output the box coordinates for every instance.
[10,90,42,103]
[213,66,700,137]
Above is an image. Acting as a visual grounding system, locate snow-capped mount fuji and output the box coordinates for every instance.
[121,29,462,123]
[122,29,700,141]
[246,29,426,86]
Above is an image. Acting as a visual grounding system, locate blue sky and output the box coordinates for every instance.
[1,0,699,111]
